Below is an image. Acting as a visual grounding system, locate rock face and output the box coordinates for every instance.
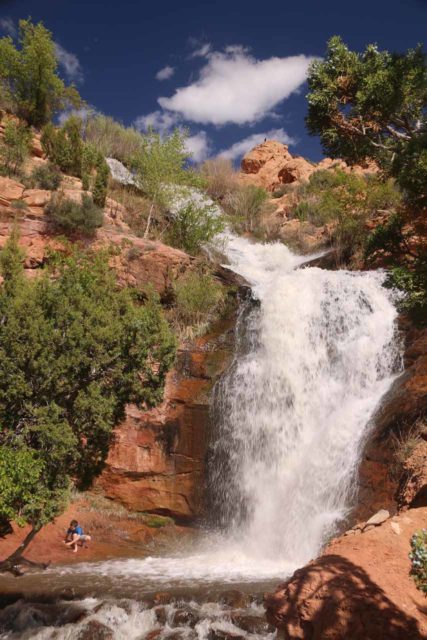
[97,315,237,521]
[354,320,427,522]
[239,140,376,193]
[265,507,427,640]
[240,141,315,191]
[0,175,192,295]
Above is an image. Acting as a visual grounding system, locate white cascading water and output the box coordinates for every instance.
[208,234,401,568]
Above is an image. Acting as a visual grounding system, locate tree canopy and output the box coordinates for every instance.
[0,233,176,566]
[0,19,81,127]
[306,36,427,205]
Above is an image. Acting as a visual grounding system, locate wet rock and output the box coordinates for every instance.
[146,630,162,640]
[153,592,174,605]
[154,605,168,624]
[76,620,114,640]
[172,607,198,627]
[231,614,276,635]
[209,629,246,640]
[219,590,250,609]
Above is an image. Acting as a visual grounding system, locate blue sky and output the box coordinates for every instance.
[0,0,426,163]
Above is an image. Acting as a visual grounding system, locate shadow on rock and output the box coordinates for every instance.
[265,554,423,640]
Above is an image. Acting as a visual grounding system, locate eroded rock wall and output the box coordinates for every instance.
[97,315,237,522]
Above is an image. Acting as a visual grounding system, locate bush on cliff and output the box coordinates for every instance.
[167,201,225,255]
[292,169,402,262]
[46,193,104,235]
[0,19,81,127]
[200,158,238,201]
[224,184,270,234]
[0,117,31,176]
[173,270,226,338]
[0,232,176,572]
[27,162,62,190]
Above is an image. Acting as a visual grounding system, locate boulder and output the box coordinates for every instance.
[0,176,25,201]
[364,509,390,528]
[22,189,51,207]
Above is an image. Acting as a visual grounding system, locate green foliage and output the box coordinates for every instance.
[46,193,104,235]
[0,233,176,534]
[365,213,404,259]
[84,114,144,165]
[292,168,402,260]
[409,529,427,594]
[0,19,81,127]
[167,201,225,254]
[224,184,269,233]
[173,270,225,327]
[132,128,201,215]
[29,162,62,190]
[143,514,173,528]
[0,117,31,175]
[41,116,83,176]
[81,142,100,191]
[92,159,110,208]
[306,37,427,204]
[386,260,427,325]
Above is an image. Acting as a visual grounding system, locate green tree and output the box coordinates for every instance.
[306,37,427,205]
[0,232,176,573]
[131,128,201,238]
[0,117,31,176]
[0,19,81,127]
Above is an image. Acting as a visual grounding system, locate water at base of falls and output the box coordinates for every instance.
[0,236,402,640]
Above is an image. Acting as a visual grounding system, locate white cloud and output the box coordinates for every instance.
[55,43,84,83]
[185,131,211,163]
[0,17,16,37]
[156,65,175,81]
[134,110,179,135]
[219,128,296,161]
[190,42,212,58]
[158,48,315,126]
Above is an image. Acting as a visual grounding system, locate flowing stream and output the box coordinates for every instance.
[0,235,402,639]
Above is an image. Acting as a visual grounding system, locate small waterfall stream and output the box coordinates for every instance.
[0,235,403,639]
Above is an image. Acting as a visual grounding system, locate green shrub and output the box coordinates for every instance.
[46,193,104,235]
[92,160,110,208]
[173,271,225,326]
[224,184,269,233]
[84,114,144,165]
[41,117,83,177]
[167,202,225,254]
[0,118,31,176]
[30,163,62,191]
[386,260,427,326]
[409,529,427,594]
[291,169,402,261]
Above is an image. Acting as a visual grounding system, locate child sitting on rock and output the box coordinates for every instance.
[64,520,92,553]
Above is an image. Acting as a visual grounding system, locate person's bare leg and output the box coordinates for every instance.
[65,534,80,550]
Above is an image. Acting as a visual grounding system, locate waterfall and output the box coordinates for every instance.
[208,234,401,567]
[32,235,402,586]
